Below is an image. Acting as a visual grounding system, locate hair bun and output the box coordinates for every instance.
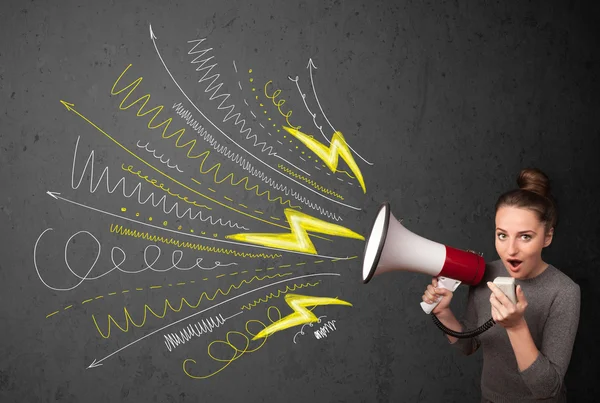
[517,168,551,198]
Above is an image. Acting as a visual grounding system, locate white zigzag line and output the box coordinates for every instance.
[70,136,249,230]
[172,102,342,222]
[188,39,275,155]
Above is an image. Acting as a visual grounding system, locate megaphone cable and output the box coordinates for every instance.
[431,315,496,338]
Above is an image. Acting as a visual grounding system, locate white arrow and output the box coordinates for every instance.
[148,24,363,210]
[306,58,373,166]
[44,191,354,261]
[47,191,60,199]
[87,272,340,369]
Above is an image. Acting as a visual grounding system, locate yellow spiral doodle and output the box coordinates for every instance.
[277,164,344,200]
[108,224,282,259]
[182,306,281,379]
[240,281,321,310]
[92,273,291,339]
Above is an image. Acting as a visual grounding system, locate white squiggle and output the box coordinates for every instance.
[71,136,248,230]
[288,75,327,144]
[164,313,232,352]
[187,40,274,154]
[171,104,343,222]
[313,319,337,339]
[187,42,320,186]
[148,25,360,213]
[293,315,326,344]
[136,140,184,172]
[232,60,313,178]
[33,228,236,291]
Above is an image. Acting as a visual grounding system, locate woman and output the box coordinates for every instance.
[422,168,580,402]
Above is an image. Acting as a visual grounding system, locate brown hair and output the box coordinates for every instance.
[495,168,558,232]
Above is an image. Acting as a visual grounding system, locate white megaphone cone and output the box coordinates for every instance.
[362,202,485,314]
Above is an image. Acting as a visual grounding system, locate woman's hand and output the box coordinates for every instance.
[422,277,454,315]
[487,282,528,329]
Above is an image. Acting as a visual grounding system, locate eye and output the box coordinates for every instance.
[521,234,532,241]
[496,233,506,240]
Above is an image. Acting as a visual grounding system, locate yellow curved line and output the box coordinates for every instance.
[183,306,281,379]
[277,164,344,200]
[240,281,321,310]
[335,169,356,179]
[92,273,291,339]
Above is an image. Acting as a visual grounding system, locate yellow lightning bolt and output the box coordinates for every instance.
[225,208,364,254]
[252,293,352,340]
[282,126,366,193]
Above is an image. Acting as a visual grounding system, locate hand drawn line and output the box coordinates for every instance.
[135,140,184,172]
[277,164,344,200]
[293,315,327,344]
[39,195,355,260]
[109,224,279,258]
[148,25,361,211]
[164,312,242,352]
[183,306,277,379]
[307,59,373,166]
[34,228,237,292]
[240,281,321,310]
[46,271,266,319]
[92,273,291,339]
[314,319,337,339]
[172,102,343,221]
[87,272,340,369]
[71,136,251,230]
[109,69,303,211]
[62,102,304,230]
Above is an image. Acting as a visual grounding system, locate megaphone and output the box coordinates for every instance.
[361,202,486,314]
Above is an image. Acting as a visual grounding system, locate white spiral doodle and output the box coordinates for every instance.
[33,228,236,291]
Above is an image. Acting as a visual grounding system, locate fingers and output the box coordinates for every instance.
[422,283,449,304]
[422,287,439,304]
[516,285,526,304]
[487,282,512,306]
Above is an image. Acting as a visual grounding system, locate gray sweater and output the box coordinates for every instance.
[451,259,580,403]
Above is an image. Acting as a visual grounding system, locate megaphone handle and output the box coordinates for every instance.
[420,277,462,314]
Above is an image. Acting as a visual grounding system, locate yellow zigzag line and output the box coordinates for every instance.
[109,223,282,259]
[240,281,321,311]
[195,150,301,209]
[111,64,299,210]
[277,164,344,200]
[92,272,292,339]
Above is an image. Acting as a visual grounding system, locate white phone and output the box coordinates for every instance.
[492,277,517,304]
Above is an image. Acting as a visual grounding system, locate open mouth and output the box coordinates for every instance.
[507,259,523,270]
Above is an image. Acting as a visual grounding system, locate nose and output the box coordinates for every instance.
[507,239,519,256]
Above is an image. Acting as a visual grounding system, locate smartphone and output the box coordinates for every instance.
[492,277,517,304]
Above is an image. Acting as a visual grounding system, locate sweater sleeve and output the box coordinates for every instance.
[450,285,482,355]
[519,282,581,399]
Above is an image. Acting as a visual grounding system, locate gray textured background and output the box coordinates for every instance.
[1,0,598,402]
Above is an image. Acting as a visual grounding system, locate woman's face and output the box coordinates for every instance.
[495,206,554,279]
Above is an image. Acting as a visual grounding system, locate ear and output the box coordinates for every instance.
[543,227,554,247]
